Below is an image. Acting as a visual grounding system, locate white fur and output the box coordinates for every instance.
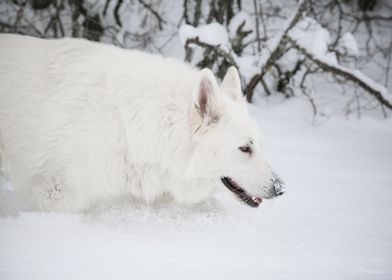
[0,34,276,212]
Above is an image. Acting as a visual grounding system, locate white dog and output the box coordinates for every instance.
[0,34,283,212]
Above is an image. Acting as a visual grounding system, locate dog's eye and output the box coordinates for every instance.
[239,145,251,154]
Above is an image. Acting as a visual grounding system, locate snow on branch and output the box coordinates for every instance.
[245,0,309,101]
[244,0,392,110]
[184,36,238,68]
[288,37,392,110]
[180,23,238,75]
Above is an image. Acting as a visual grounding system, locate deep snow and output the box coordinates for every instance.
[1,97,391,280]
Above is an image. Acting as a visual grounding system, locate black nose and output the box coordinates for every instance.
[272,174,285,196]
[274,185,284,196]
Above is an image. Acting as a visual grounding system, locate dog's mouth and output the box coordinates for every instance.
[221,177,262,208]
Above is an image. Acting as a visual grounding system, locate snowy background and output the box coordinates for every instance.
[1,0,392,279]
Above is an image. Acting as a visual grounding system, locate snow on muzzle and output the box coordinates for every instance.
[271,173,285,197]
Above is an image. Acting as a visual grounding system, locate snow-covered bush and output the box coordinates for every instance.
[178,0,392,118]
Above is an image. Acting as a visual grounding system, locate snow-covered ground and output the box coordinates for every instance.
[1,97,391,280]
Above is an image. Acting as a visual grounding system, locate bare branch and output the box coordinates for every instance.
[231,20,252,55]
[114,0,123,27]
[183,0,190,24]
[193,0,202,26]
[253,0,261,52]
[137,0,167,30]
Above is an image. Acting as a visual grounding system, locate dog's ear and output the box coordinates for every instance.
[221,66,243,102]
[191,68,221,125]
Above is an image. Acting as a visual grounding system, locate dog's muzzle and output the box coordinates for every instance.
[271,173,285,197]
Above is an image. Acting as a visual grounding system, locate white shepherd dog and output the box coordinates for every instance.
[0,34,284,212]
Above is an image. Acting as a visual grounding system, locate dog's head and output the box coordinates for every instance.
[187,67,284,207]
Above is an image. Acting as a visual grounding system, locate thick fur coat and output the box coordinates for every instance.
[0,35,282,211]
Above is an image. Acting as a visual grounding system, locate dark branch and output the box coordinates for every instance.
[184,37,238,68]
[114,0,123,27]
[137,0,167,30]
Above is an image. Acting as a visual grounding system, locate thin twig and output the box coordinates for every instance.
[137,0,167,30]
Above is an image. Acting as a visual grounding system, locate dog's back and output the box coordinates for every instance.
[0,35,197,211]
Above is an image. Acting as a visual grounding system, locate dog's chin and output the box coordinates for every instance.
[221,177,262,208]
